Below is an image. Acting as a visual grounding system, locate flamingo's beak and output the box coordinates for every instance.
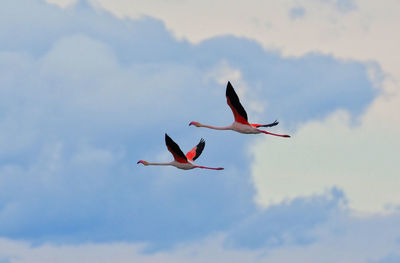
[189,121,200,127]
[137,160,149,165]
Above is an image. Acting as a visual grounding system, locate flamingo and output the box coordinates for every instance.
[137,134,224,170]
[189,81,290,138]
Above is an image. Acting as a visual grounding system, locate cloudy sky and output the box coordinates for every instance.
[1,0,399,262]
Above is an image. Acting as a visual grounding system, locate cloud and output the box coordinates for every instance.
[0,0,380,250]
[91,0,400,85]
[250,88,400,213]
[45,0,76,7]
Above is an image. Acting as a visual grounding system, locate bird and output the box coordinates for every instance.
[137,133,224,170]
[189,81,290,138]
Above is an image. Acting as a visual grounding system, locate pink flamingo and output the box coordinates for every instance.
[190,81,290,138]
[137,134,224,170]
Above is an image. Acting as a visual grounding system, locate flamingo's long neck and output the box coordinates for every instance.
[258,130,291,138]
[195,165,224,170]
[146,162,173,166]
[199,123,232,130]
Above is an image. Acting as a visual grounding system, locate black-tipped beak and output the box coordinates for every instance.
[137,161,140,164]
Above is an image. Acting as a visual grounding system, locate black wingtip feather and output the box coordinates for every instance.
[226,81,234,96]
[165,133,187,161]
[225,81,248,121]
[193,138,206,161]
[260,120,279,128]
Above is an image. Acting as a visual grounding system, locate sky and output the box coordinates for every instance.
[0,0,399,262]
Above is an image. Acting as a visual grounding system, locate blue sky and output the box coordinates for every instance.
[0,0,400,262]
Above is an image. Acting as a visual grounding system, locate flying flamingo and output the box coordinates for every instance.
[189,81,290,138]
[137,134,224,170]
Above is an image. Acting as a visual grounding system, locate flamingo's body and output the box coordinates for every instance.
[137,134,224,170]
[189,81,290,138]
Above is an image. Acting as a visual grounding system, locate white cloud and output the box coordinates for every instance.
[85,0,399,78]
[205,61,266,118]
[45,0,77,8]
[250,85,400,213]
[45,0,400,98]
[247,37,399,212]
[205,60,242,87]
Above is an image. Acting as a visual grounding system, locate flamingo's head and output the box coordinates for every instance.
[189,121,201,127]
[137,160,149,166]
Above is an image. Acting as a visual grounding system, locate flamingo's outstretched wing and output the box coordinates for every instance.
[165,134,188,163]
[251,120,279,128]
[186,139,205,161]
[226,81,249,124]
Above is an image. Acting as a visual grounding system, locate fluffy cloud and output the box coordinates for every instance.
[251,92,400,213]
[88,0,400,80]
[250,69,400,213]
[0,0,383,252]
